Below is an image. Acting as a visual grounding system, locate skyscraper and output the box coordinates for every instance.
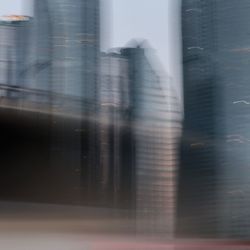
[97,44,182,237]
[30,0,100,101]
[178,0,250,239]
[121,43,182,238]
[0,16,31,97]
[25,0,101,205]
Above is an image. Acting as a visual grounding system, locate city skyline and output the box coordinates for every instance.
[0,0,182,239]
[0,0,183,99]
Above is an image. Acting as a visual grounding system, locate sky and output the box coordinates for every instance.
[0,0,182,98]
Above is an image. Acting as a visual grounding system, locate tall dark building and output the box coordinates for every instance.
[121,44,182,238]
[178,0,250,239]
[98,44,182,236]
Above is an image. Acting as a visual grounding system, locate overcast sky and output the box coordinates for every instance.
[0,0,182,98]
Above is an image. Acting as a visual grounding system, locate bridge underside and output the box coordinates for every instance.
[0,98,135,212]
[0,107,99,206]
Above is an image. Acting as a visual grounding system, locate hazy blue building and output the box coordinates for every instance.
[179,0,250,239]
[30,0,100,102]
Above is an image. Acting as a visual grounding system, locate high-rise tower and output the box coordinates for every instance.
[178,0,250,239]
[121,44,182,238]
[31,0,100,100]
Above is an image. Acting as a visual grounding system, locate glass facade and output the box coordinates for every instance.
[121,46,182,237]
[179,0,250,239]
[30,0,99,101]
[97,46,182,237]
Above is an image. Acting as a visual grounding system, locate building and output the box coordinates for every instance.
[29,0,100,101]
[121,44,181,238]
[178,0,250,239]
[97,44,182,237]
[19,0,101,205]
[0,15,31,97]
